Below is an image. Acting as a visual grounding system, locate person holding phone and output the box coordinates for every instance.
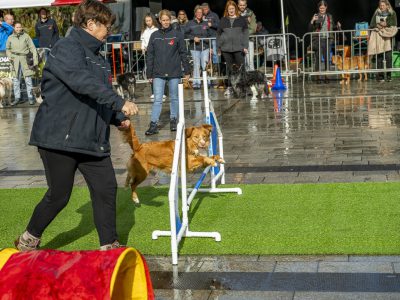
[309,0,341,84]
[368,0,398,82]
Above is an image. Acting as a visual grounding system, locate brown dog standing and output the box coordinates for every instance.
[121,124,225,204]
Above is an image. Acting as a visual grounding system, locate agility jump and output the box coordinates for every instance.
[152,74,241,265]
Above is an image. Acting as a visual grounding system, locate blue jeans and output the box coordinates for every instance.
[211,39,219,64]
[13,63,33,100]
[191,49,209,87]
[151,77,180,123]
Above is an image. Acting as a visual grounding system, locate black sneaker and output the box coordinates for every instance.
[170,118,177,131]
[145,121,159,135]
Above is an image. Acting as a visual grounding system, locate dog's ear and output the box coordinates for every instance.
[202,124,213,134]
[185,127,195,138]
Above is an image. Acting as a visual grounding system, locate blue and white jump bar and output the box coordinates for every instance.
[151,84,221,265]
[187,71,242,207]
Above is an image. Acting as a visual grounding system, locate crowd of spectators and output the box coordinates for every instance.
[0,0,399,108]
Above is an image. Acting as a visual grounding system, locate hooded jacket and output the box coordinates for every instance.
[146,25,190,79]
[29,27,126,157]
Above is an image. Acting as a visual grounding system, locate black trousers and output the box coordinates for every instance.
[222,51,245,87]
[27,148,118,246]
[376,50,392,80]
[313,37,330,74]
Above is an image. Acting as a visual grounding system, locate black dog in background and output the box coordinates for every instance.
[230,65,269,100]
[116,72,136,101]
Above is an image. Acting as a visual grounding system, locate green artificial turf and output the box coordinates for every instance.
[1,182,400,255]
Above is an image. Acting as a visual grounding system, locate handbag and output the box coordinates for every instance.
[26,50,34,68]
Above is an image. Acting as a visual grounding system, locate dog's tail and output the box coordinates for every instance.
[121,124,141,152]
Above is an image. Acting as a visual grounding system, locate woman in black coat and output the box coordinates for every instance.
[15,0,138,251]
[217,0,248,96]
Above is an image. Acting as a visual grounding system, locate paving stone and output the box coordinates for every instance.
[154,289,211,300]
[318,262,393,273]
[199,260,276,272]
[275,262,318,273]
[209,291,294,300]
[294,292,400,300]
[349,256,400,263]
[258,255,349,262]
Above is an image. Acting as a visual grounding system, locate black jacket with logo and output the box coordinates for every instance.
[146,26,190,79]
[185,19,211,51]
[35,18,59,48]
[29,27,126,157]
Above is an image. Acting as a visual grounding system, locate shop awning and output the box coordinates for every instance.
[51,0,115,5]
[0,0,52,9]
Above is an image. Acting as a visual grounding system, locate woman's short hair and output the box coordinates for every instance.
[158,9,171,20]
[74,0,116,28]
[194,5,203,14]
[223,1,239,17]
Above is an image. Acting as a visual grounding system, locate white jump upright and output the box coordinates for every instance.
[152,84,221,265]
[186,71,242,206]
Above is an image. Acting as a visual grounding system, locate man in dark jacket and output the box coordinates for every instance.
[185,5,211,89]
[35,8,59,48]
[202,3,220,64]
[15,0,138,252]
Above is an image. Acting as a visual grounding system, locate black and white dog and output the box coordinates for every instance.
[230,65,269,100]
[116,72,136,101]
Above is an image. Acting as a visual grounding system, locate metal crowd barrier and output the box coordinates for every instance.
[302,27,400,82]
[104,33,299,84]
[104,28,400,85]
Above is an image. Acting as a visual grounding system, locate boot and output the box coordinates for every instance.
[14,231,41,251]
[145,121,159,135]
[100,240,123,251]
[170,118,177,131]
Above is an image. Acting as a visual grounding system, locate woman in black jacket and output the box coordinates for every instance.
[217,0,248,96]
[145,9,191,135]
[15,0,138,251]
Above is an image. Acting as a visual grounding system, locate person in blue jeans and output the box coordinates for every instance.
[185,5,211,89]
[145,9,190,135]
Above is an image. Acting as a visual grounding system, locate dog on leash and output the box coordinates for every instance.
[331,55,369,85]
[0,78,13,108]
[116,72,136,101]
[230,65,269,100]
[121,124,225,204]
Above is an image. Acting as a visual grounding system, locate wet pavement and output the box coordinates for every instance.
[2,78,400,299]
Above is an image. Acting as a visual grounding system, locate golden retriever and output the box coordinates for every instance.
[121,124,224,204]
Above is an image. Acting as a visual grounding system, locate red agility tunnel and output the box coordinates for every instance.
[0,247,154,300]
